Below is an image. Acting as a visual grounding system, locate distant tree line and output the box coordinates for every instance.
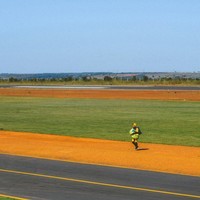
[0,75,199,85]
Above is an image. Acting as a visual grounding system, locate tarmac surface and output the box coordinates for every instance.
[0,85,200,90]
[0,154,200,200]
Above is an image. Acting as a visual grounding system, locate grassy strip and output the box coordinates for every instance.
[0,96,199,146]
[0,198,15,200]
[0,196,24,200]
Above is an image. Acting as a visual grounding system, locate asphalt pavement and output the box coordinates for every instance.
[0,154,199,200]
[0,85,200,90]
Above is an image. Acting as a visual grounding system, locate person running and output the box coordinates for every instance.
[129,122,142,150]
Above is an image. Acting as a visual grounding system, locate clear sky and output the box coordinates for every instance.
[0,0,200,73]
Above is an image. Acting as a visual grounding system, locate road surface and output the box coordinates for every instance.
[0,154,199,200]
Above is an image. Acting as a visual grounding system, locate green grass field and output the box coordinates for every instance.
[0,96,199,147]
[0,197,18,200]
[0,198,14,200]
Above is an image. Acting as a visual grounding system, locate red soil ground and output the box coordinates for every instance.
[0,88,200,101]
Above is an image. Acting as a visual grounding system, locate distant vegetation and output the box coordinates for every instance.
[0,72,200,85]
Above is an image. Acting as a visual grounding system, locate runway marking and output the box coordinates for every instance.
[1,152,199,177]
[0,193,28,200]
[0,168,200,199]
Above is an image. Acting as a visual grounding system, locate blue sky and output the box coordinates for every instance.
[0,0,200,73]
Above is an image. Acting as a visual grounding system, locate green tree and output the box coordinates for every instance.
[104,76,112,81]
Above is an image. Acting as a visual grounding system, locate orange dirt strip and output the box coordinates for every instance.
[0,88,200,176]
[0,88,200,101]
[0,131,200,176]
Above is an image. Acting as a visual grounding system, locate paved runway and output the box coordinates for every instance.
[107,85,200,90]
[0,154,199,200]
[0,85,200,90]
